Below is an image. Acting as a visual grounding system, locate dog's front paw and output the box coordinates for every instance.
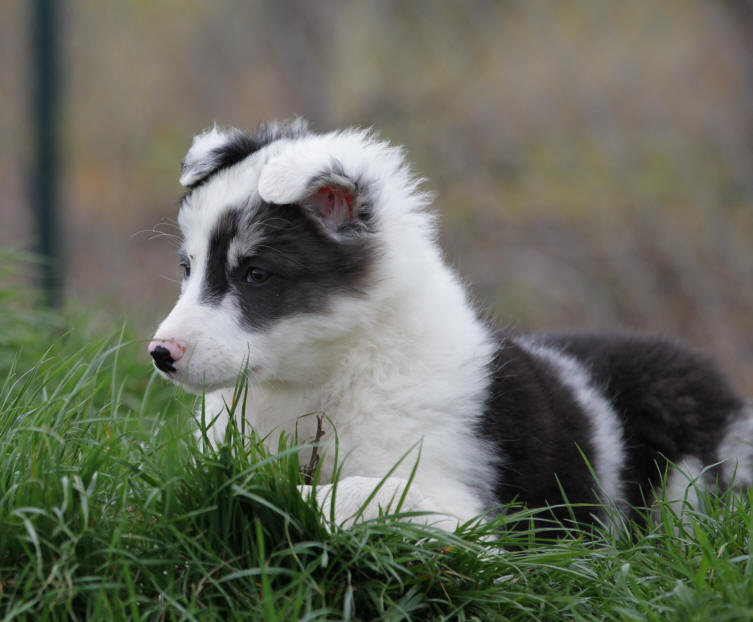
[299,476,432,528]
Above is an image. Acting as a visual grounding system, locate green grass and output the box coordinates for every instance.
[2,258,753,620]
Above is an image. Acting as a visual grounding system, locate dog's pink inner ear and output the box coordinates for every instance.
[305,184,355,231]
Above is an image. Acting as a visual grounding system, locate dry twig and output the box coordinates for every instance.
[299,414,325,485]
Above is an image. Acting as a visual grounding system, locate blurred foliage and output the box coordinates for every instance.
[1,0,752,385]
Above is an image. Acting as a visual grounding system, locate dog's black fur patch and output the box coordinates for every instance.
[479,338,599,527]
[545,333,743,510]
[201,209,241,304]
[199,200,375,330]
[480,332,745,526]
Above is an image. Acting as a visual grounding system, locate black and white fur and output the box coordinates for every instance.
[149,119,753,530]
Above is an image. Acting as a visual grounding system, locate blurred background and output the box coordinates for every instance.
[2,1,753,387]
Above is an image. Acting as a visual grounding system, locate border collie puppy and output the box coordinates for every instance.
[149,119,753,530]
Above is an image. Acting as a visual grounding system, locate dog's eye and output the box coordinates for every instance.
[180,261,191,279]
[246,267,271,285]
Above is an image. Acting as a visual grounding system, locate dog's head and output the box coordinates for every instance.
[149,120,432,392]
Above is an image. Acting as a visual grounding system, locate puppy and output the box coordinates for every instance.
[150,119,752,530]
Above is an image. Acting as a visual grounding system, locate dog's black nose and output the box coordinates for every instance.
[150,345,177,373]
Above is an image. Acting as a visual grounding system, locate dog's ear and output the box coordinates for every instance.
[259,158,365,235]
[179,126,256,188]
[299,171,361,234]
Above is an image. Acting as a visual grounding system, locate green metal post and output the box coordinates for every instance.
[32,0,60,306]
